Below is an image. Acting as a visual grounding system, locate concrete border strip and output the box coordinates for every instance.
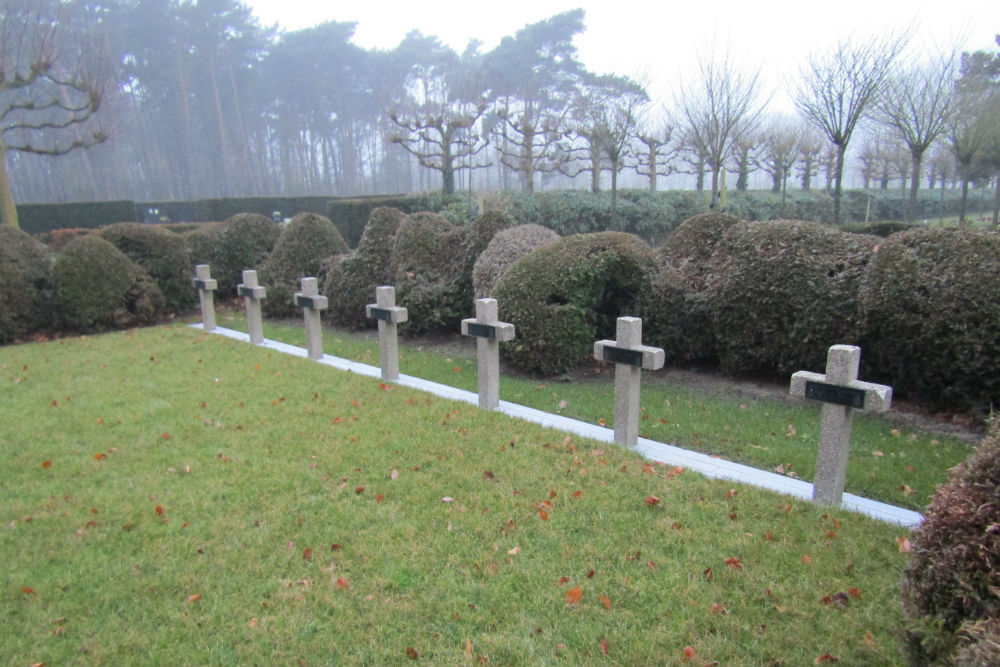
[191,323,923,528]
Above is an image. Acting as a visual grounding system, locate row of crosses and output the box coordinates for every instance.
[195,264,892,507]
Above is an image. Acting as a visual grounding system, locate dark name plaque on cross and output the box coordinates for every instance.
[368,307,393,322]
[296,295,318,309]
[237,285,257,298]
[804,380,866,409]
[193,279,211,290]
[602,346,644,367]
[465,322,496,339]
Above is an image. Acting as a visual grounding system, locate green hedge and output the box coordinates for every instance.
[260,213,348,318]
[52,235,165,332]
[861,227,1000,413]
[708,220,876,376]
[99,222,194,313]
[493,232,656,375]
[0,226,53,343]
[324,207,407,330]
[18,201,136,234]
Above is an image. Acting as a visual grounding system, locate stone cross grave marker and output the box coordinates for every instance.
[237,270,267,345]
[461,298,515,410]
[192,264,218,332]
[293,277,328,360]
[593,317,665,448]
[790,344,892,505]
[366,286,408,381]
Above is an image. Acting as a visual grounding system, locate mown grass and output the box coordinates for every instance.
[1,324,922,666]
[239,312,972,511]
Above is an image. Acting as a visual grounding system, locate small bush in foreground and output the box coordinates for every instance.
[52,235,165,331]
[901,427,1000,666]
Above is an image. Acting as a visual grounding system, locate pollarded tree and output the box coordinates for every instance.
[877,49,960,221]
[631,110,677,192]
[794,32,909,223]
[796,127,825,191]
[1,0,111,228]
[563,73,648,217]
[756,114,803,213]
[389,33,492,195]
[675,49,766,200]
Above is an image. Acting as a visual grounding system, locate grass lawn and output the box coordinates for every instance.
[243,312,973,512]
[0,323,931,666]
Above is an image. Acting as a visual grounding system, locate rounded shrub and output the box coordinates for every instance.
[324,206,406,329]
[261,212,348,317]
[0,225,53,344]
[473,224,559,298]
[182,222,224,266]
[212,213,282,297]
[644,212,743,365]
[390,212,467,335]
[99,222,194,313]
[860,227,1000,413]
[492,232,656,375]
[53,235,165,332]
[658,212,742,288]
[708,220,876,376]
[901,427,1000,666]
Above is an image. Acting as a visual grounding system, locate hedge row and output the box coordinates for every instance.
[491,217,999,414]
[17,196,333,234]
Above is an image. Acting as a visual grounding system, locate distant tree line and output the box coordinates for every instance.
[2,0,999,228]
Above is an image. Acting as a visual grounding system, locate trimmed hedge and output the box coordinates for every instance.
[325,207,407,329]
[0,225,53,344]
[473,224,559,298]
[99,222,194,313]
[260,213,348,318]
[327,195,434,248]
[390,212,467,335]
[708,220,876,376]
[860,227,1000,413]
[52,235,165,332]
[901,427,1000,666]
[208,214,282,298]
[493,232,656,375]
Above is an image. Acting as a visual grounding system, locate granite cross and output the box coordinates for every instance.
[790,344,892,505]
[593,317,665,447]
[366,286,408,381]
[237,270,267,345]
[192,264,218,332]
[293,277,328,360]
[461,298,515,410]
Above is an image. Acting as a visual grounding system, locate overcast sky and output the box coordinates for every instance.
[246,0,1000,112]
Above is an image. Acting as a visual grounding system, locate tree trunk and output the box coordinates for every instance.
[0,144,19,228]
[833,144,846,225]
[992,172,999,226]
[906,151,924,223]
[959,177,970,226]
[771,170,781,194]
[610,159,618,223]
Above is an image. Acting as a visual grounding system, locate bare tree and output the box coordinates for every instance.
[1,0,111,228]
[675,50,766,199]
[793,32,909,223]
[756,114,803,213]
[796,127,824,191]
[877,49,960,221]
[630,106,676,191]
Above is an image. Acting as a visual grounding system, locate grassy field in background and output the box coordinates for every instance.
[0,323,926,666]
[240,312,973,512]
